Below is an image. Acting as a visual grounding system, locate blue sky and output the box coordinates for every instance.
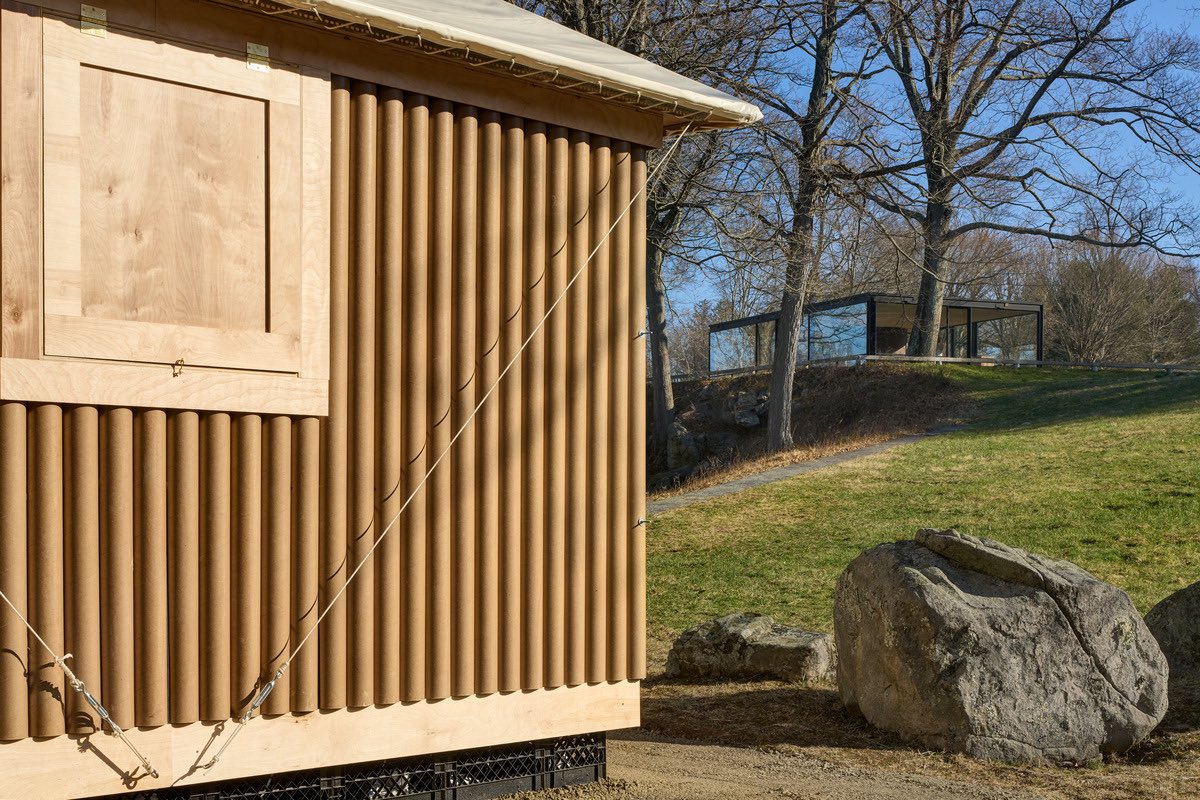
[670,0,1200,318]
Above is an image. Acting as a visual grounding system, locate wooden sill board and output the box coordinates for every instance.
[0,681,640,799]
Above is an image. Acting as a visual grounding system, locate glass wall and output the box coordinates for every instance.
[807,303,868,361]
[709,320,777,373]
[976,315,1038,360]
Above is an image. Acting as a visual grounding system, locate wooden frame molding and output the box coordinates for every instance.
[0,5,331,415]
[0,681,640,800]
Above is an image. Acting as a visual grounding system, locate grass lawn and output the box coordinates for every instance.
[639,365,1200,798]
[647,364,1200,643]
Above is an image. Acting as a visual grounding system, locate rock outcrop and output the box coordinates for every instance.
[666,612,836,684]
[834,529,1168,765]
[1146,580,1200,730]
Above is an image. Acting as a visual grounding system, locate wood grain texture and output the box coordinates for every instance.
[0,3,42,361]
[0,681,640,800]
[5,13,330,418]
[0,358,328,416]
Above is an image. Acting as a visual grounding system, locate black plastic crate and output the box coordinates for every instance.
[96,734,605,800]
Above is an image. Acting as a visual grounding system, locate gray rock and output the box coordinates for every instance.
[666,612,836,684]
[733,410,760,428]
[1147,580,1200,677]
[1146,580,1200,729]
[666,421,702,470]
[834,528,1168,765]
[734,391,758,411]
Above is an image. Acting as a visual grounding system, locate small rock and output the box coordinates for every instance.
[734,391,757,411]
[733,410,760,428]
[835,528,1167,765]
[666,612,836,683]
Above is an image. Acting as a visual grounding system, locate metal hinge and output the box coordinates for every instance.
[247,42,270,72]
[81,4,106,37]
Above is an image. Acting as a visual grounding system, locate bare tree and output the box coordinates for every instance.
[705,0,873,451]
[849,0,1200,356]
[512,0,777,465]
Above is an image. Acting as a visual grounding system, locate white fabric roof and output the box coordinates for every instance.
[270,0,762,128]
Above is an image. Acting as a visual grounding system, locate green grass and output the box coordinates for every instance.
[647,365,1200,641]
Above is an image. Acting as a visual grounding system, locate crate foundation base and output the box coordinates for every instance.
[88,733,606,800]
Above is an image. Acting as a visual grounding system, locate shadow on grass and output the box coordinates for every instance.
[951,368,1200,435]
[639,678,910,753]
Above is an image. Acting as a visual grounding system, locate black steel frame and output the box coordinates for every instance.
[708,293,1044,372]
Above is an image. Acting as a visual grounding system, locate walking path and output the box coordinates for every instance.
[647,431,940,516]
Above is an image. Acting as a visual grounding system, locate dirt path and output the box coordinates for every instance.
[506,731,1046,800]
[647,432,937,516]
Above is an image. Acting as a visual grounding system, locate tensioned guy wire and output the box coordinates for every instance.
[0,587,159,779]
[200,122,695,772]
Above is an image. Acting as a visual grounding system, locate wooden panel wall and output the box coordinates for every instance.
[0,77,649,740]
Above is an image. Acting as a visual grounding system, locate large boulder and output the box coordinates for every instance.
[1146,580,1200,730]
[835,529,1168,765]
[666,612,836,684]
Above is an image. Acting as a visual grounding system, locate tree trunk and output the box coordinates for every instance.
[766,223,815,451]
[907,190,952,356]
[646,238,675,468]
